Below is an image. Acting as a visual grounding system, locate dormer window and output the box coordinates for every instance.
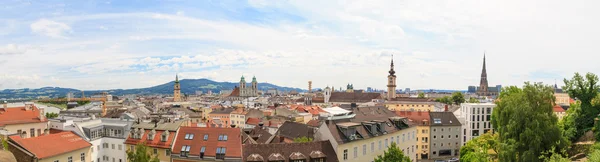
[161,130,169,142]
[204,134,209,141]
[184,133,194,140]
[180,145,190,157]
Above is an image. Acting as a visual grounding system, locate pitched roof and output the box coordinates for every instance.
[553,105,566,112]
[171,127,242,159]
[275,121,314,141]
[243,127,274,144]
[210,108,235,114]
[242,140,338,162]
[0,106,47,126]
[395,111,431,126]
[329,92,382,103]
[389,97,435,102]
[9,131,91,159]
[289,105,325,115]
[429,112,461,126]
[124,129,176,149]
[246,118,261,125]
[306,120,321,127]
[229,87,240,97]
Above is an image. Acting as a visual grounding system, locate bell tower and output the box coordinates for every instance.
[173,74,182,102]
[387,55,397,100]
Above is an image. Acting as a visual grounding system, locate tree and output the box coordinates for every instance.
[1,138,8,150]
[417,92,425,98]
[451,92,466,105]
[126,143,160,162]
[468,97,480,103]
[45,112,59,119]
[459,132,497,162]
[374,142,411,162]
[559,102,581,141]
[293,136,313,143]
[491,82,569,162]
[563,72,600,138]
[436,96,453,105]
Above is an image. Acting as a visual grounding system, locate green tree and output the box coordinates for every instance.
[559,102,581,141]
[45,112,59,119]
[563,72,600,138]
[459,132,497,162]
[126,143,160,162]
[293,136,313,143]
[451,92,466,105]
[492,82,569,162]
[436,96,453,105]
[468,97,480,103]
[374,142,411,162]
[417,92,425,98]
[1,138,8,150]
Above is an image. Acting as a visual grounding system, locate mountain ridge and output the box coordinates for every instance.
[0,78,305,99]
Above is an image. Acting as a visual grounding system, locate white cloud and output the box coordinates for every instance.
[30,19,72,38]
[0,44,28,55]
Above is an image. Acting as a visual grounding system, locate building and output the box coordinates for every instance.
[428,112,461,159]
[387,56,397,99]
[475,55,500,97]
[553,105,566,120]
[456,103,495,145]
[315,106,418,161]
[272,121,315,143]
[49,116,133,162]
[242,141,338,162]
[395,111,430,160]
[125,119,186,162]
[553,84,571,106]
[228,76,259,99]
[208,108,235,128]
[174,75,182,102]
[0,103,48,139]
[171,127,242,162]
[321,88,383,105]
[386,98,438,112]
[230,108,247,129]
[7,131,92,162]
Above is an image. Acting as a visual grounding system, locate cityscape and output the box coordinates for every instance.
[1,1,599,162]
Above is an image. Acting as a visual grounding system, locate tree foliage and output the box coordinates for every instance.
[374,142,411,162]
[492,82,569,162]
[45,112,59,119]
[468,97,480,103]
[559,102,581,141]
[563,72,600,139]
[293,136,313,143]
[435,96,453,105]
[1,138,8,150]
[417,92,425,98]
[451,92,466,105]
[589,143,600,162]
[126,143,160,162]
[459,132,497,162]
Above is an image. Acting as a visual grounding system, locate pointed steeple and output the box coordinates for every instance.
[481,53,487,77]
[389,55,396,76]
[175,74,179,83]
[478,52,489,96]
[252,75,257,83]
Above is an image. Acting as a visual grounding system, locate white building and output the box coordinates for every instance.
[49,116,133,162]
[456,103,495,146]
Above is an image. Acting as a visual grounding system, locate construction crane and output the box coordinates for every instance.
[39,91,109,116]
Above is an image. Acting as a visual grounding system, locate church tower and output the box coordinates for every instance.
[251,76,258,96]
[477,54,489,96]
[240,76,246,96]
[324,86,332,103]
[173,74,182,102]
[387,56,397,100]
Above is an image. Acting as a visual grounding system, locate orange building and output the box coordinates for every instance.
[208,108,235,128]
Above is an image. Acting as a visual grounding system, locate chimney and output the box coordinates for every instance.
[444,105,449,112]
[3,101,6,108]
[25,102,33,111]
[44,129,49,135]
[20,132,27,138]
[39,107,45,120]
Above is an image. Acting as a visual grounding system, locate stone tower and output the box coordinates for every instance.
[387,56,397,100]
[477,54,489,96]
[324,86,332,103]
[173,74,182,102]
[252,76,258,95]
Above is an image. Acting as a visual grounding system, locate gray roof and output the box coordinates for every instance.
[429,112,461,126]
[132,119,185,131]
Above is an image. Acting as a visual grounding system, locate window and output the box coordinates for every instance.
[130,145,134,151]
[396,136,399,144]
[68,156,73,162]
[204,134,209,140]
[200,146,206,158]
[433,135,436,139]
[37,129,41,136]
[153,148,158,155]
[378,140,382,150]
[371,142,374,153]
[402,134,405,142]
[118,144,122,150]
[30,128,35,138]
[391,137,394,144]
[112,144,115,149]
[362,144,367,155]
[441,128,444,132]
[343,149,348,160]
[184,133,195,140]
[433,128,436,132]
[223,135,228,141]
[353,147,357,158]
[448,135,451,139]
[216,147,226,160]
[441,135,444,139]
[166,149,171,156]
[385,139,388,147]
[81,153,85,161]
[54,160,59,162]
[487,108,491,114]
[180,145,191,157]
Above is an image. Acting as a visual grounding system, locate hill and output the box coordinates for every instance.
[0,79,304,99]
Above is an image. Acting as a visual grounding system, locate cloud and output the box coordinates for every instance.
[0,44,28,55]
[30,19,72,38]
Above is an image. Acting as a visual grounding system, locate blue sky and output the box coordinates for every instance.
[1,0,600,90]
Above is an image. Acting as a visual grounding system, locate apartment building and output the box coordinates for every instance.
[456,103,495,145]
[125,119,185,162]
[171,127,242,161]
[7,131,92,162]
[396,111,430,160]
[429,112,461,159]
[0,103,48,139]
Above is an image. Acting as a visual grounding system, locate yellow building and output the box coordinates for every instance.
[125,120,185,162]
[553,105,566,120]
[230,108,247,128]
[386,100,437,112]
[7,131,92,162]
[554,92,570,105]
[396,111,431,160]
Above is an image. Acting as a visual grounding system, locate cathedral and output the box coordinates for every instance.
[228,75,259,99]
[475,54,500,96]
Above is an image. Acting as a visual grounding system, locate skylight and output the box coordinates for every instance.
[433,118,442,124]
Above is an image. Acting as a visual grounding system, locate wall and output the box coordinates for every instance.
[386,102,435,112]
[335,127,418,162]
[40,147,91,162]
[4,122,48,138]
[429,126,461,159]
[7,140,35,162]
[416,125,430,160]
[554,93,570,105]
[97,138,127,162]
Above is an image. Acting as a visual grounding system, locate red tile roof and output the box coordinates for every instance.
[553,105,565,112]
[246,118,261,125]
[395,111,431,126]
[9,131,91,159]
[0,106,47,126]
[290,105,325,115]
[229,87,240,97]
[125,130,176,149]
[172,127,242,159]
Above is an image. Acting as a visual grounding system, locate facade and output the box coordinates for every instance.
[386,98,437,112]
[457,103,495,145]
[315,106,418,162]
[208,108,235,128]
[230,108,247,129]
[239,76,258,97]
[553,105,566,120]
[174,75,182,102]
[395,111,430,160]
[387,56,397,99]
[0,103,48,139]
[429,112,461,159]
[125,119,185,162]
[7,131,92,162]
[242,141,338,162]
[49,116,133,162]
[171,127,242,161]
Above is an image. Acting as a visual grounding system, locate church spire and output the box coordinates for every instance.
[175,74,179,83]
[481,53,487,77]
[389,55,396,76]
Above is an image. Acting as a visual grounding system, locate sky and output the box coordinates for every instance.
[1,0,599,91]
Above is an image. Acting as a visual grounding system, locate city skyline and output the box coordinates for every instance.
[2,0,599,90]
